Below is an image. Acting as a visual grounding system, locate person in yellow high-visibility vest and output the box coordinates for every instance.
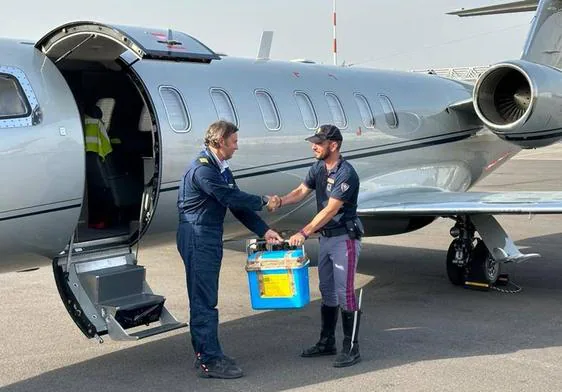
[84,105,112,160]
[84,104,113,229]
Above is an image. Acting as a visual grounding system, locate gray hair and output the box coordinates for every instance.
[204,120,238,148]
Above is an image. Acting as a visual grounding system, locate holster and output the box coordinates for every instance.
[344,218,364,240]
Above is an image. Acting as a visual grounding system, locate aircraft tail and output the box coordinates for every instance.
[521,0,562,69]
[450,1,562,70]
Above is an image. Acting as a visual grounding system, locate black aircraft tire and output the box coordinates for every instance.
[446,239,465,286]
[469,239,500,284]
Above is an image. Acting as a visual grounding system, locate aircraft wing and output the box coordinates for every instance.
[357,188,562,216]
[447,1,538,17]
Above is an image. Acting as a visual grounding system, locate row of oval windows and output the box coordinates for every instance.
[0,69,400,133]
[160,86,399,133]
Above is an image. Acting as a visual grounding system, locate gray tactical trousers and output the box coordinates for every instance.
[318,234,361,311]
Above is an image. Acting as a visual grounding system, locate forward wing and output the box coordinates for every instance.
[357,188,562,216]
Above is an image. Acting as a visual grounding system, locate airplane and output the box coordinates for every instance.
[2,0,562,342]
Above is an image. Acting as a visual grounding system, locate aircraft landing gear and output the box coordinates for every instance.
[446,216,500,286]
[446,238,469,285]
[469,239,500,285]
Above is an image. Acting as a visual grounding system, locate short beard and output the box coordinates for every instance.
[315,150,329,161]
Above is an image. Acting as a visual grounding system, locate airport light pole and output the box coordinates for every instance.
[333,0,338,66]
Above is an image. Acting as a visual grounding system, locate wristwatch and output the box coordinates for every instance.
[261,195,269,206]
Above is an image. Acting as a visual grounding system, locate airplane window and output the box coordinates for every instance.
[325,92,347,129]
[254,90,280,131]
[294,91,318,129]
[0,74,28,119]
[354,93,375,129]
[159,86,190,132]
[210,88,238,126]
[378,94,398,128]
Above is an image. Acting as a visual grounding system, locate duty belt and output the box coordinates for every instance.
[319,225,349,238]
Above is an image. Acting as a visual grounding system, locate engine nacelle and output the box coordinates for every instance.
[473,60,562,148]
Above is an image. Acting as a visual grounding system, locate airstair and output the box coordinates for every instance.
[53,244,186,341]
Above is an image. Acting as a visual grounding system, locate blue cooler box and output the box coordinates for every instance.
[246,243,310,310]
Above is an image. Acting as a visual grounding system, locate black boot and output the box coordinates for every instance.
[301,305,339,357]
[333,309,361,367]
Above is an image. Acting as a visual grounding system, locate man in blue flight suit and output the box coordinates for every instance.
[177,120,283,379]
[276,124,364,367]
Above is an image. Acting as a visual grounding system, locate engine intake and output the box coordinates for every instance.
[473,60,562,148]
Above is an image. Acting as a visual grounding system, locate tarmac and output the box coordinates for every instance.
[2,145,562,391]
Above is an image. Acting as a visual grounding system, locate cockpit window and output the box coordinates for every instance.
[0,74,29,118]
[0,66,40,129]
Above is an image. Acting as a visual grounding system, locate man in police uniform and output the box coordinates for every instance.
[177,120,283,379]
[278,124,363,367]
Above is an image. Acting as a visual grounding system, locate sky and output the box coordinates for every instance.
[0,0,534,71]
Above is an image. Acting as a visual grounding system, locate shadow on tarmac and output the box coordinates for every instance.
[4,231,562,392]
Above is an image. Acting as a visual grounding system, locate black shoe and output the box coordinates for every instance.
[301,305,339,357]
[198,357,243,379]
[333,309,361,368]
[194,353,236,369]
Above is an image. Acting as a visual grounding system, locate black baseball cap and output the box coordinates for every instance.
[305,124,343,143]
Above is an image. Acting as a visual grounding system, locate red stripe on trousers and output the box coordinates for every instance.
[345,239,357,310]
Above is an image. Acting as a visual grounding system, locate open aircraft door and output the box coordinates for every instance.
[33,22,221,341]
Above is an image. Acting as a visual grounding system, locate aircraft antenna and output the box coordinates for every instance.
[257,30,274,60]
[333,0,338,65]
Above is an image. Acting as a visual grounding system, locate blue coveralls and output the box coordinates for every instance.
[177,149,269,363]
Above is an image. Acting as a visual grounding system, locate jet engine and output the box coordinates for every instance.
[473,60,562,148]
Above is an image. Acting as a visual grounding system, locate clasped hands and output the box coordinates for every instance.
[264,195,282,212]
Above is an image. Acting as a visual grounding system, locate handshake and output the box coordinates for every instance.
[264,195,282,212]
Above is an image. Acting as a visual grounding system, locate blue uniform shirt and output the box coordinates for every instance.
[178,149,269,237]
[304,157,360,230]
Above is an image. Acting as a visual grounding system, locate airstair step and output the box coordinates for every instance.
[79,264,146,303]
[105,305,188,341]
[101,293,165,329]
[100,293,163,310]
[129,322,187,340]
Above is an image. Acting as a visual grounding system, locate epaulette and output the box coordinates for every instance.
[198,157,209,164]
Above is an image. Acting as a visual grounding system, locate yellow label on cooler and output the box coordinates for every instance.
[261,273,294,297]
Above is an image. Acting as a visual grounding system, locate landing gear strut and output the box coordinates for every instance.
[446,216,500,286]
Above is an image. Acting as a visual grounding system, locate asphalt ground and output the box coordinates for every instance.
[2,146,562,391]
